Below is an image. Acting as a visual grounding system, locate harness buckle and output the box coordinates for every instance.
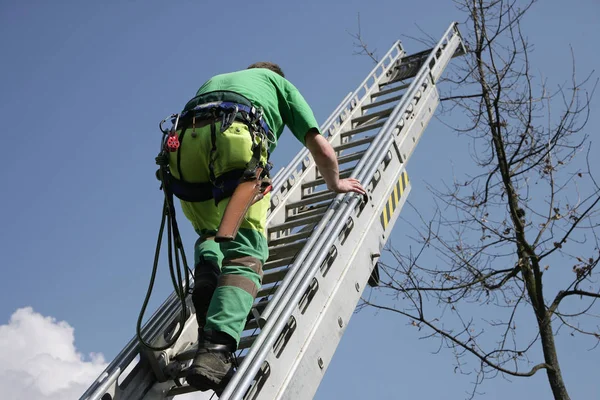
[220,104,239,132]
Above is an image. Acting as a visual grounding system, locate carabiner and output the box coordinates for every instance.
[159,113,178,134]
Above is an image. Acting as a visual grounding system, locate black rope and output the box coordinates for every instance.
[137,139,192,351]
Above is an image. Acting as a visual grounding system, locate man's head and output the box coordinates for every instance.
[247,62,285,78]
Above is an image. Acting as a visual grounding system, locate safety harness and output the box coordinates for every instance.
[157,96,274,205]
[137,93,275,357]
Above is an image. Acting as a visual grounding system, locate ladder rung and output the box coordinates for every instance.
[288,201,330,213]
[371,82,410,99]
[268,230,312,247]
[383,49,432,84]
[337,150,366,165]
[263,266,291,285]
[168,384,197,396]
[351,107,393,126]
[268,213,324,233]
[268,239,307,259]
[245,318,259,331]
[285,206,327,222]
[334,136,375,152]
[257,282,279,298]
[264,255,295,271]
[362,93,403,110]
[341,120,385,138]
[302,168,354,189]
[238,333,259,350]
[285,190,336,210]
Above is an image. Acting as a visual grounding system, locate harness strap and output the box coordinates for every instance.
[164,174,213,203]
[209,121,218,183]
[160,168,250,204]
[159,100,273,204]
[179,101,272,139]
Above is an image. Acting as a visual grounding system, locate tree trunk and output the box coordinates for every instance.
[538,311,571,400]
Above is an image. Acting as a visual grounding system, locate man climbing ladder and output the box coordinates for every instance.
[164,62,366,393]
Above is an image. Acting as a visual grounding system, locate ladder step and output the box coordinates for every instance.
[257,282,279,298]
[286,190,336,210]
[268,230,312,247]
[383,49,431,84]
[362,93,403,111]
[268,213,325,233]
[333,135,375,152]
[285,205,327,222]
[245,318,260,331]
[263,265,291,285]
[371,82,410,100]
[341,120,385,139]
[168,384,198,397]
[268,239,307,259]
[239,333,259,350]
[351,107,393,126]
[337,150,366,165]
[302,168,354,189]
[264,255,295,271]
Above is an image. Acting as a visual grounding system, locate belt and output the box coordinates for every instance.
[178,101,271,136]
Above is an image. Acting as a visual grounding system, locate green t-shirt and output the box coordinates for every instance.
[194,68,320,150]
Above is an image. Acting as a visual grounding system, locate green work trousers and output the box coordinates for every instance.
[168,120,269,347]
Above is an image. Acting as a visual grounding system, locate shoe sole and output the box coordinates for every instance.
[186,370,231,396]
[186,371,216,392]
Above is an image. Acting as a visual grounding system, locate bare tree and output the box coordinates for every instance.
[358,1,599,399]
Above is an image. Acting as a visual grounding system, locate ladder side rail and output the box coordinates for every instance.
[262,42,410,312]
[222,194,363,399]
[271,176,415,399]
[224,69,419,400]
[260,45,407,322]
[223,21,465,399]
[258,46,422,326]
[260,111,426,398]
[272,22,466,398]
[429,22,466,81]
[269,42,403,198]
[355,21,463,186]
[253,24,465,398]
[278,59,451,399]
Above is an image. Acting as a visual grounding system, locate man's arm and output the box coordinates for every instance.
[304,130,366,195]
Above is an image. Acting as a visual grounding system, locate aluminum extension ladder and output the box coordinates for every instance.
[80,22,465,400]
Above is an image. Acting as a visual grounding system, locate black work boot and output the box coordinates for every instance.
[186,330,236,394]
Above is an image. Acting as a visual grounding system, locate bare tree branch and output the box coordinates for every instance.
[355,1,599,399]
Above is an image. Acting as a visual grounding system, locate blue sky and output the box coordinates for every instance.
[1,1,598,399]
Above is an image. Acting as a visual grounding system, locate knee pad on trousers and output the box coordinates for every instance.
[192,261,220,328]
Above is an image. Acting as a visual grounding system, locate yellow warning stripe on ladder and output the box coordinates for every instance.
[380,171,409,230]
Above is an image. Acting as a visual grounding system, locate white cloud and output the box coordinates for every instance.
[0,307,215,400]
[0,307,107,400]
